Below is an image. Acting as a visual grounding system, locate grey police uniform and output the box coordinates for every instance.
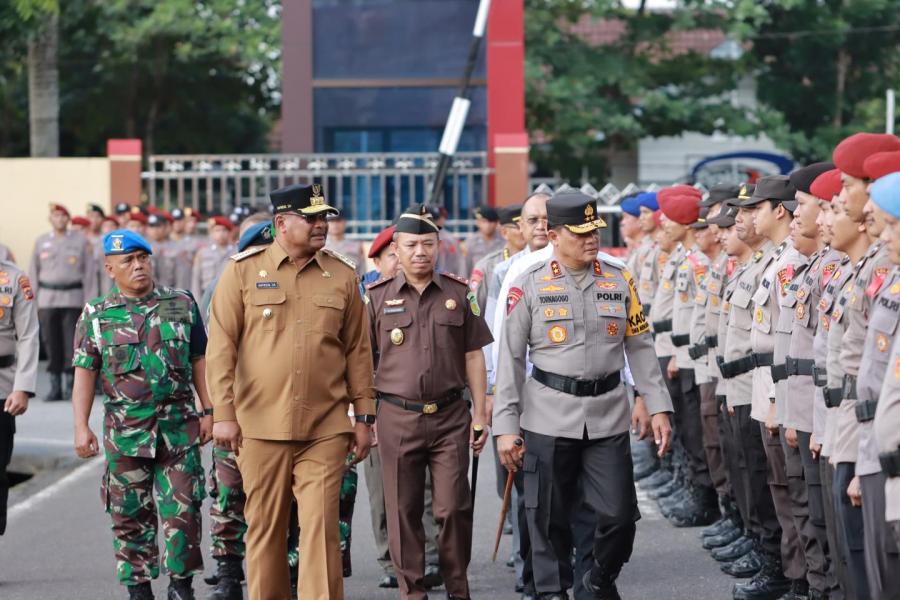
[463,230,503,276]
[854,265,900,599]
[190,243,233,303]
[494,255,671,595]
[785,247,843,596]
[0,260,39,535]
[874,324,900,546]
[28,230,98,378]
[720,243,782,560]
[750,239,807,581]
[637,238,660,315]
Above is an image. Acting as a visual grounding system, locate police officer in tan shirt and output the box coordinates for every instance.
[206,183,376,600]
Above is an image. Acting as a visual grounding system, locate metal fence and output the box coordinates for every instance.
[142,152,491,237]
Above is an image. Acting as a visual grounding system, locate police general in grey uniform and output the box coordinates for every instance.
[0,258,39,536]
[494,190,673,600]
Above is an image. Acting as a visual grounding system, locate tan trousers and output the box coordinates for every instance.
[238,434,351,600]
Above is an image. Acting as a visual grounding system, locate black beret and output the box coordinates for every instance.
[701,184,742,207]
[395,204,440,235]
[789,162,835,194]
[474,206,499,222]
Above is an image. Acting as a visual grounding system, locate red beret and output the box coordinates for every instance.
[810,169,842,201]
[71,216,91,227]
[158,210,174,224]
[49,203,70,217]
[657,185,702,225]
[832,133,900,179]
[208,215,234,231]
[127,211,148,225]
[368,225,396,259]
[862,151,900,181]
[103,216,119,226]
[652,210,662,228]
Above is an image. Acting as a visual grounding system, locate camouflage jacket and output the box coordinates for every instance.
[73,285,207,458]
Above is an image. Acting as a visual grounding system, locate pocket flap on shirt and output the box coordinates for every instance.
[312,294,345,310]
[251,290,286,306]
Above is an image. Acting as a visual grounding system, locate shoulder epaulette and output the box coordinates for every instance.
[321,248,357,270]
[366,275,394,290]
[230,245,266,262]
[598,253,626,270]
[439,271,469,286]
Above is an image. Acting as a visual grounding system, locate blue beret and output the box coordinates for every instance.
[869,172,900,218]
[620,195,641,217]
[636,192,659,212]
[237,220,274,252]
[103,230,153,256]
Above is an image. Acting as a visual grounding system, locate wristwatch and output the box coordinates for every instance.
[355,414,376,425]
[201,408,214,417]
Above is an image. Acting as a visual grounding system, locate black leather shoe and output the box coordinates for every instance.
[721,549,764,578]
[506,555,516,568]
[582,571,622,600]
[703,525,742,549]
[776,578,809,600]
[639,469,672,490]
[423,564,443,589]
[701,516,733,538]
[667,501,719,527]
[378,575,398,588]
[167,576,195,600]
[648,479,681,499]
[712,535,754,562]
[659,487,691,511]
[633,460,658,481]
[732,558,791,599]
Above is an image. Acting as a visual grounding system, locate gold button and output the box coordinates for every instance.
[390,328,404,345]
[445,299,457,310]
[259,270,268,277]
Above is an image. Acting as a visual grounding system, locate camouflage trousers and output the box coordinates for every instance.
[207,447,247,559]
[102,443,205,585]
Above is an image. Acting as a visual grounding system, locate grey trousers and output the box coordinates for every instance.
[860,471,900,600]
[363,446,439,575]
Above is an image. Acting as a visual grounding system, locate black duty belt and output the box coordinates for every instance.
[824,387,843,408]
[378,389,463,415]
[38,281,82,291]
[720,352,773,379]
[705,335,718,349]
[688,343,708,360]
[0,355,13,368]
[771,363,788,383]
[532,366,621,397]
[841,374,858,400]
[671,334,691,347]
[812,364,827,387]
[652,319,672,333]
[879,450,900,477]
[785,357,815,377]
[855,399,877,423]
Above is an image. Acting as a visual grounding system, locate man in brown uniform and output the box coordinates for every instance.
[29,203,98,401]
[206,183,376,600]
[366,204,492,600]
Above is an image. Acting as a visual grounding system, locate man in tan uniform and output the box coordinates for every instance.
[207,183,376,600]
[29,203,98,401]
[0,257,39,536]
[367,204,492,600]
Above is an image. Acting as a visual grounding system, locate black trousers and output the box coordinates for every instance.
[833,462,871,600]
[677,368,713,490]
[659,357,686,479]
[720,397,749,527]
[523,429,639,594]
[795,430,836,595]
[821,459,850,600]
[38,307,81,374]
[732,405,781,555]
[0,411,14,535]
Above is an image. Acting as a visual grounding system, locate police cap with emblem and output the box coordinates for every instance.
[689,205,711,229]
[395,204,440,235]
[270,183,339,217]
[547,190,607,233]
[474,206,499,222]
[707,184,752,228]
[87,203,105,217]
[701,184,741,207]
[114,202,130,215]
[498,204,523,226]
[103,230,153,256]
[740,175,796,210]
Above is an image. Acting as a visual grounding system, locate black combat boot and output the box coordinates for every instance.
[703,525,742,549]
[204,555,245,585]
[777,578,809,600]
[639,468,672,490]
[46,372,63,401]
[208,556,244,600]
[423,563,444,589]
[127,582,154,600]
[582,569,622,600]
[168,576,195,600]
[62,371,74,400]
[732,554,791,599]
[713,535,755,562]
[721,546,764,578]
[668,486,719,527]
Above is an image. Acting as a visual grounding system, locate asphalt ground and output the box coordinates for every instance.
[1,368,736,599]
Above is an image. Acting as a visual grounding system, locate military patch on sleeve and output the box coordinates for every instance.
[507,287,524,315]
[623,270,649,336]
[18,275,34,301]
[469,268,484,291]
[467,290,481,317]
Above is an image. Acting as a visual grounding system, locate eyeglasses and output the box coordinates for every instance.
[524,216,548,226]
[283,212,330,224]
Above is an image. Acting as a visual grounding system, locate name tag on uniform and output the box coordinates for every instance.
[539,294,569,304]
[256,281,279,289]
[158,299,190,321]
[384,306,406,315]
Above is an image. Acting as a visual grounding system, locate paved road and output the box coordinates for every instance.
[1,368,736,599]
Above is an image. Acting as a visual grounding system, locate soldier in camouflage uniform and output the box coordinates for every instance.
[71,229,214,600]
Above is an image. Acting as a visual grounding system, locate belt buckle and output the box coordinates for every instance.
[423,402,438,415]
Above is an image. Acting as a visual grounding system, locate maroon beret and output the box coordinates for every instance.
[862,151,900,181]
[810,169,842,202]
[368,225,396,259]
[833,133,900,179]
[657,185,702,225]
[208,215,234,231]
